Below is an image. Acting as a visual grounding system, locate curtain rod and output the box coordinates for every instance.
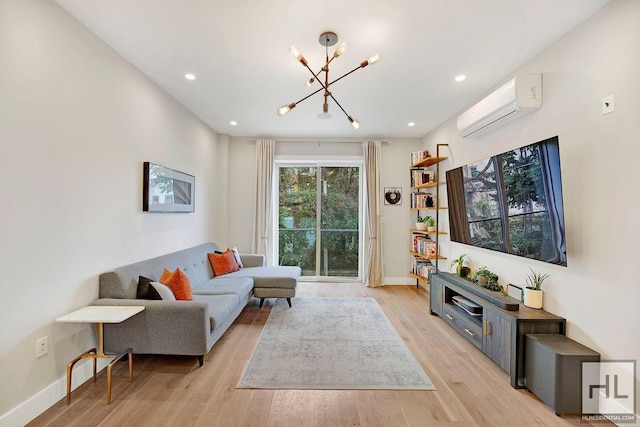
[249,139,390,144]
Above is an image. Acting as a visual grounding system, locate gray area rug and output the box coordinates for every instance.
[237,297,435,390]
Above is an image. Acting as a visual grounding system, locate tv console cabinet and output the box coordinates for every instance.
[429,272,566,388]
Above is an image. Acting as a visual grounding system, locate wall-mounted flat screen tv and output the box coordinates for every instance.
[446,136,567,266]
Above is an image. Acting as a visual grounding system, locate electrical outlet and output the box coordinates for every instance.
[602,94,615,114]
[36,336,48,358]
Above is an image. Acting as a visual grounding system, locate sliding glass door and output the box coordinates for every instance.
[277,162,362,279]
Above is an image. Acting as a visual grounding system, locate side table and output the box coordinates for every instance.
[56,305,145,404]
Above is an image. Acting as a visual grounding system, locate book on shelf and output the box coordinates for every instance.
[410,150,431,165]
[411,258,435,278]
[410,192,436,209]
[410,169,436,187]
[412,235,438,256]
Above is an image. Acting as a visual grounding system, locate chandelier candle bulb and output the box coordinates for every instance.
[334,42,349,57]
[278,102,296,116]
[289,45,301,59]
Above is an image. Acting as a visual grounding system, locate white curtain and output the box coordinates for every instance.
[363,141,384,287]
[252,139,276,265]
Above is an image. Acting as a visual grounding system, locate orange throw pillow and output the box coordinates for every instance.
[159,268,193,300]
[208,250,240,276]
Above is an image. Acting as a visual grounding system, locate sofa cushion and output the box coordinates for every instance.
[208,250,240,276]
[151,282,177,300]
[220,266,300,289]
[160,268,193,301]
[193,294,239,330]
[192,277,254,298]
[231,247,243,268]
[137,276,162,300]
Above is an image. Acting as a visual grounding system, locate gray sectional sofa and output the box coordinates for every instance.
[92,243,300,365]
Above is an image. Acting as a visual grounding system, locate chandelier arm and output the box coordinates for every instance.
[302,62,330,93]
[291,86,325,106]
[307,55,338,85]
[327,93,351,120]
[302,59,353,121]
[326,64,365,88]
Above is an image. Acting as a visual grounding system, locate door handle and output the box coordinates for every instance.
[483,320,490,336]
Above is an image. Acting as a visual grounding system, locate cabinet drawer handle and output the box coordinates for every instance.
[438,291,442,303]
[464,328,476,337]
[445,313,454,321]
[483,320,490,336]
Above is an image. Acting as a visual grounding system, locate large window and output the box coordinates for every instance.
[276,162,362,279]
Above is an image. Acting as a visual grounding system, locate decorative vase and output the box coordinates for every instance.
[524,288,543,309]
[457,266,470,278]
[427,225,436,232]
[416,222,427,231]
[478,275,488,285]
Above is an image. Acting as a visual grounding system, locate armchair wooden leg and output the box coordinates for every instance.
[259,298,265,308]
[198,355,204,367]
[286,298,292,308]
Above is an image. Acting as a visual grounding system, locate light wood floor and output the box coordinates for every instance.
[29,283,602,427]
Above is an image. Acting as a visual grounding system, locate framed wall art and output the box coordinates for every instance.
[143,162,195,212]
[384,187,402,205]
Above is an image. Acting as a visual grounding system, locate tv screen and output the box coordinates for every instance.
[446,136,567,266]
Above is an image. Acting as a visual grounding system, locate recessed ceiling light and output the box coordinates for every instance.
[408,122,416,127]
[230,121,237,126]
[185,73,196,80]
[455,74,466,82]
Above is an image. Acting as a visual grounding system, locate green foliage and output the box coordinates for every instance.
[417,215,434,225]
[526,268,550,290]
[472,266,501,291]
[278,166,360,276]
[451,254,466,269]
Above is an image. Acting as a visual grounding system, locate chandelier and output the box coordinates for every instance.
[278,31,380,129]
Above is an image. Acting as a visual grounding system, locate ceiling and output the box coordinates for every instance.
[55,0,610,139]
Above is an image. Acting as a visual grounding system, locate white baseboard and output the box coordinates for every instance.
[0,358,108,427]
[383,276,416,285]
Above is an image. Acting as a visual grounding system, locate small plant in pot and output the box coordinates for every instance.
[451,254,470,278]
[425,216,436,232]
[415,215,428,231]
[524,268,550,309]
[472,266,501,291]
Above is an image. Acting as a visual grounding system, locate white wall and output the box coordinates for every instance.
[0,1,219,423]
[423,0,640,417]
[225,137,421,282]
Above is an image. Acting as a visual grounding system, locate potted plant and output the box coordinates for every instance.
[415,215,428,231]
[451,254,470,278]
[472,266,500,291]
[524,268,550,309]
[425,216,436,232]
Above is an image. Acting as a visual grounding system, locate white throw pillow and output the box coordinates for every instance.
[150,282,176,300]
[231,246,243,268]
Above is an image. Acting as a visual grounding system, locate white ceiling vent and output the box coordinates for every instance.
[457,73,542,138]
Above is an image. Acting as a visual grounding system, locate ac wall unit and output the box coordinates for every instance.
[457,73,542,138]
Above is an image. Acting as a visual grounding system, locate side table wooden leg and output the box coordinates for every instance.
[106,348,134,404]
[65,348,97,405]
